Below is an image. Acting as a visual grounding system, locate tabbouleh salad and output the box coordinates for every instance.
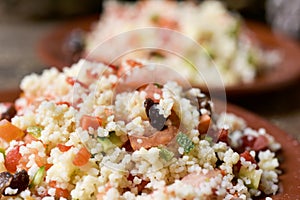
[0,59,281,199]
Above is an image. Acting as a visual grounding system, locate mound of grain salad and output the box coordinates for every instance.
[0,59,281,200]
[85,0,280,86]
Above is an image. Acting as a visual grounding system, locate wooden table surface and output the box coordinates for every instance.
[1,12,300,141]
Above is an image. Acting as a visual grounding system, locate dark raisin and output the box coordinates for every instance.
[144,98,166,131]
[0,172,13,194]
[0,103,16,121]
[3,170,29,196]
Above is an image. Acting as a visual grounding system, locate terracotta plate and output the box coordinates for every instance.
[37,16,300,97]
[1,89,299,199]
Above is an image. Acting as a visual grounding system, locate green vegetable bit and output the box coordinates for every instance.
[30,166,45,188]
[109,131,123,147]
[97,131,123,152]
[97,137,115,152]
[176,132,195,153]
[239,166,262,189]
[159,147,174,162]
[0,148,5,158]
[27,126,43,138]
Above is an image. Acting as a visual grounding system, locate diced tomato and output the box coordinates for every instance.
[72,147,91,166]
[0,119,25,142]
[57,144,73,152]
[217,129,229,144]
[48,181,70,199]
[55,188,70,199]
[142,84,163,103]
[240,151,256,164]
[241,135,255,149]
[49,180,57,188]
[66,76,76,85]
[45,163,53,170]
[252,135,269,151]
[5,145,22,173]
[23,133,38,144]
[198,114,211,135]
[241,135,269,152]
[80,115,102,131]
[129,126,177,150]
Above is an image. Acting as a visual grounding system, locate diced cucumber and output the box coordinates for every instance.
[27,126,43,138]
[158,147,174,162]
[239,166,262,189]
[97,137,115,152]
[109,132,123,148]
[0,148,5,158]
[97,132,123,152]
[30,166,45,188]
[176,132,195,153]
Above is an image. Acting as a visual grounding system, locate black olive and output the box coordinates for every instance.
[144,98,155,118]
[0,103,16,121]
[7,170,29,195]
[0,172,13,194]
[0,170,29,196]
[144,98,167,131]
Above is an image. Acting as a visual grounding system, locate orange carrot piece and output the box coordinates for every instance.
[0,119,25,142]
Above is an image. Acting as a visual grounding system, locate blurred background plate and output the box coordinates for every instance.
[37,16,300,97]
[1,89,299,199]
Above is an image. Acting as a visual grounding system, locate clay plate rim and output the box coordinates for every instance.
[37,15,300,97]
[1,89,299,199]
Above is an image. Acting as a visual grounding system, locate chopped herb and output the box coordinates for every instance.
[176,132,195,153]
[159,147,174,162]
[26,126,43,138]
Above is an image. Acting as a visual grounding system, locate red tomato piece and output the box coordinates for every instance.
[252,135,269,151]
[5,145,22,173]
[72,147,91,166]
[80,115,102,131]
[57,144,73,152]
